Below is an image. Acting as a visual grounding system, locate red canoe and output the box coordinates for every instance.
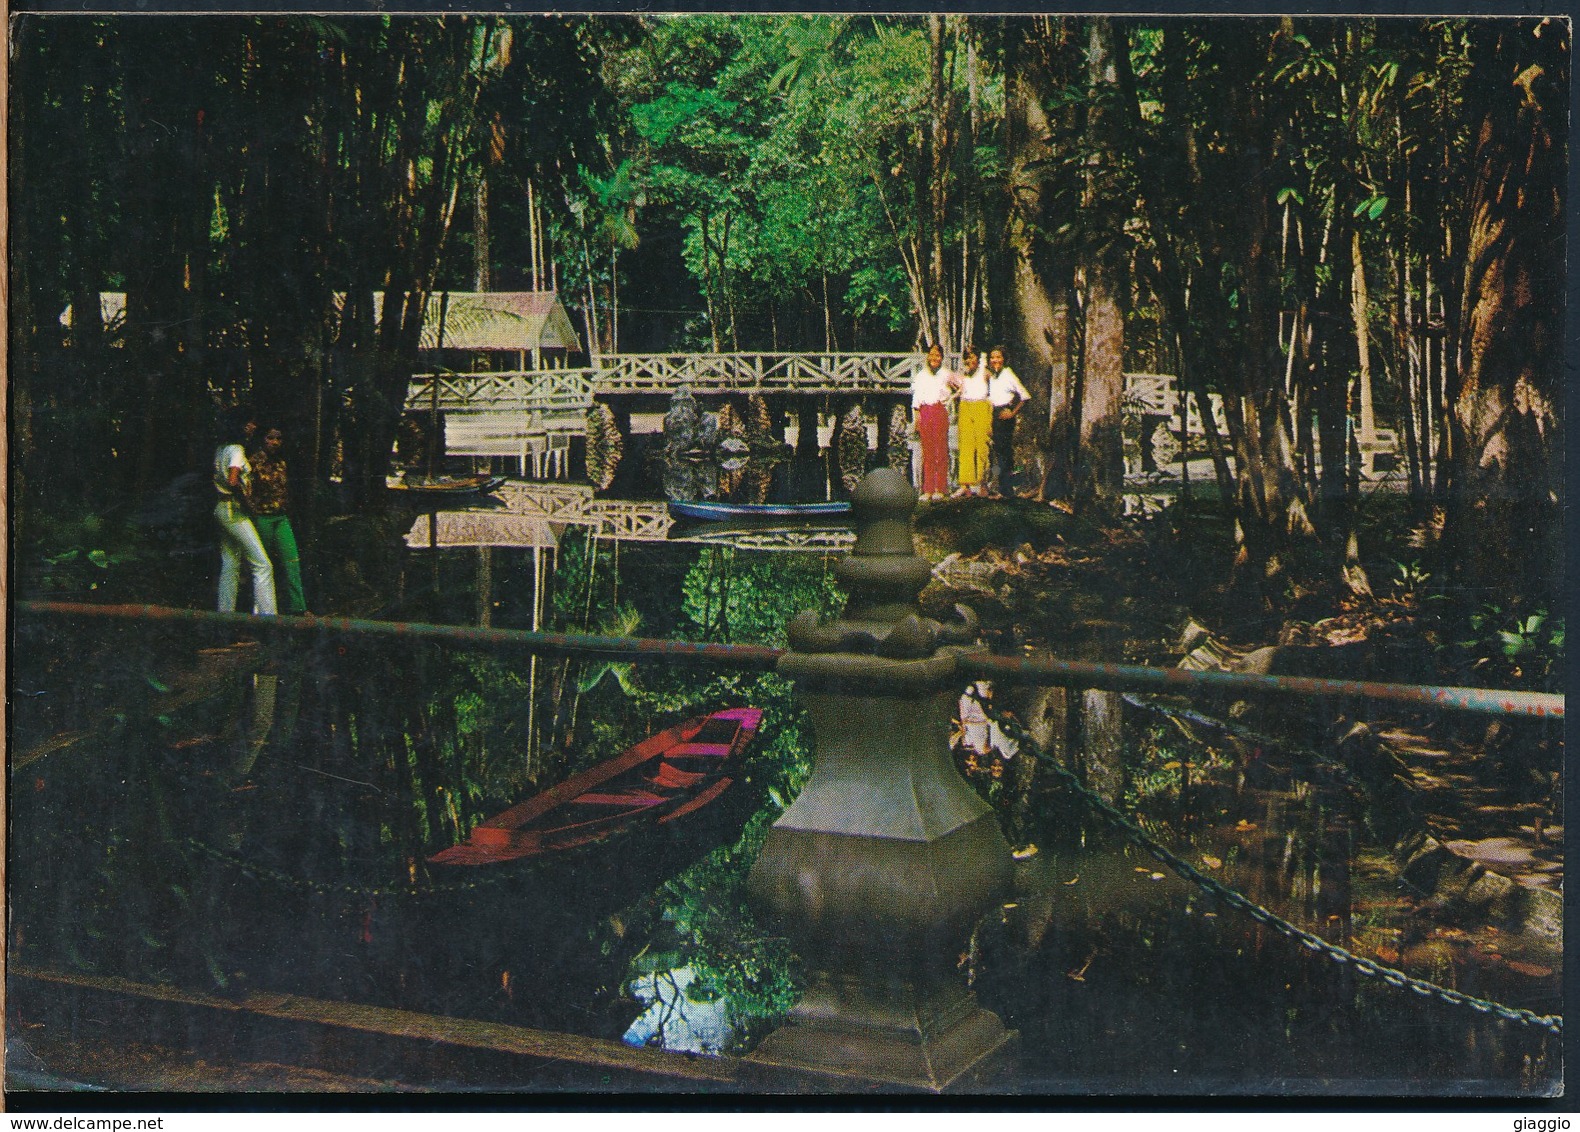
[428,707,763,867]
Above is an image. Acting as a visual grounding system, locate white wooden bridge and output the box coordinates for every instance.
[407,352,920,415]
[410,353,1230,468]
[410,353,1395,477]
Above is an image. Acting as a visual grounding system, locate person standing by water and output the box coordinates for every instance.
[910,343,955,501]
[986,346,1030,498]
[249,425,307,615]
[214,411,277,615]
[954,346,993,497]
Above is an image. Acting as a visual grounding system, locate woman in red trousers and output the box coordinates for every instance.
[910,343,955,501]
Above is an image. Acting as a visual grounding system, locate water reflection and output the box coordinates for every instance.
[403,481,852,555]
[7,619,775,1038]
[9,532,1561,1094]
[624,966,733,1054]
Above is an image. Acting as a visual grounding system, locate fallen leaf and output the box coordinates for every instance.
[1505,961,1553,978]
[1234,820,1257,832]
[1201,855,1223,869]
[1135,866,1151,873]
[1149,872,1166,881]
[1063,876,1080,886]
[1375,946,1401,964]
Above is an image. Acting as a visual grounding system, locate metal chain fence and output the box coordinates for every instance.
[979,699,1562,1037]
[180,836,547,900]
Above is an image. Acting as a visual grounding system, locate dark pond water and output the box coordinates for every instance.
[8,527,1562,1096]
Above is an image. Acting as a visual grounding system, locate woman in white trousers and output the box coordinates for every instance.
[214,413,277,615]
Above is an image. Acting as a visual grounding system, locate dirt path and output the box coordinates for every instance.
[1376,722,1563,897]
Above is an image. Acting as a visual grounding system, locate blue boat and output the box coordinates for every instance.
[668,499,852,522]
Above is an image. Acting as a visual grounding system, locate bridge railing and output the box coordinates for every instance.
[407,352,920,413]
[407,369,598,414]
[408,357,1220,429]
[591,352,917,395]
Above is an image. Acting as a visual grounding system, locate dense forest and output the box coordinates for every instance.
[10,14,1566,616]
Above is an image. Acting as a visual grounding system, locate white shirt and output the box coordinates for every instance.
[214,443,250,497]
[958,362,990,402]
[911,365,955,408]
[988,366,1030,408]
[958,692,990,754]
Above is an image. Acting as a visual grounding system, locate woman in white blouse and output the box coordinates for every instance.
[987,347,1031,498]
[213,412,277,615]
[910,343,954,501]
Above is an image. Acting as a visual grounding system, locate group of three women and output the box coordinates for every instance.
[214,412,307,617]
[911,344,1031,501]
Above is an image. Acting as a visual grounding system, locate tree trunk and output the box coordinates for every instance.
[1449,21,1567,608]
[926,14,950,347]
[474,175,491,291]
[1003,19,1074,500]
[1078,258,1125,505]
[1350,228,1377,471]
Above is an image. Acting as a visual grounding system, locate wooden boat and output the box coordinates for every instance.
[428,707,763,867]
[386,473,507,499]
[668,499,851,521]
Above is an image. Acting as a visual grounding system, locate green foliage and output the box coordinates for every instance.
[24,509,141,595]
[600,15,994,347]
[679,546,845,647]
[437,653,538,813]
[1389,559,1434,601]
[1454,605,1564,689]
[630,806,803,1048]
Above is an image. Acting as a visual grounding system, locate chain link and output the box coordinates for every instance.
[982,699,1562,1036]
[180,836,533,900]
[1119,693,1372,797]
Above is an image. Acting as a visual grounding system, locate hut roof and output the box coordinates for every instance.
[404,511,564,550]
[63,290,583,355]
[343,291,582,353]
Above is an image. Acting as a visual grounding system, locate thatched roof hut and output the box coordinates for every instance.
[340,290,582,363]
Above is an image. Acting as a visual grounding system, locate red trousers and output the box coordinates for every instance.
[916,402,950,496]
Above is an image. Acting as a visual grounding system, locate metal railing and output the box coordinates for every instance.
[17,601,1563,720]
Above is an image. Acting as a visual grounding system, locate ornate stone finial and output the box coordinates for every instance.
[786,467,976,659]
[750,475,1013,1092]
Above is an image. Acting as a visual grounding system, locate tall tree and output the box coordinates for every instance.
[1074,17,1128,507]
[1448,18,1567,608]
[999,16,1077,500]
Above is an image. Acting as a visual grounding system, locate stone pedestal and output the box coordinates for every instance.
[745,468,1016,1093]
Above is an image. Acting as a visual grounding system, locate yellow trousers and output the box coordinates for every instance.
[957,400,993,487]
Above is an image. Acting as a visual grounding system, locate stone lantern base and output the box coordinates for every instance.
[743,684,1018,1093]
[746,971,1016,1093]
[742,468,1019,1093]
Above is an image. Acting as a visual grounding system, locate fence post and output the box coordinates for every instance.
[745,467,1016,1092]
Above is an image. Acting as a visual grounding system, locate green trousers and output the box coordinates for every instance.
[253,515,307,615]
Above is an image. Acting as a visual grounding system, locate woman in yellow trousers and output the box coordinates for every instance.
[954,346,993,497]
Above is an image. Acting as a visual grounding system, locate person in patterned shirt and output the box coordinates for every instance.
[248,426,307,615]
